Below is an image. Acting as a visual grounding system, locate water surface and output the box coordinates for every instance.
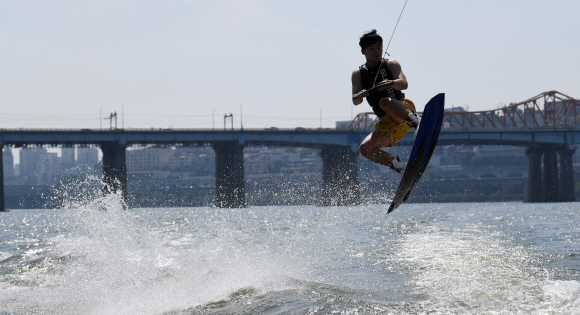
[1,199,580,314]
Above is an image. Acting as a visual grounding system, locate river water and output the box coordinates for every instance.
[1,192,580,314]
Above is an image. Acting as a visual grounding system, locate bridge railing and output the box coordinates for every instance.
[346,91,580,131]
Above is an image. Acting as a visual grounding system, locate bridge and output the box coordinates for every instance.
[0,90,578,210]
[0,128,366,210]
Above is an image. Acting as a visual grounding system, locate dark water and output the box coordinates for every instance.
[1,196,580,314]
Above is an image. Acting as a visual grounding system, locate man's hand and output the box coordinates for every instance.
[352,89,369,103]
[376,80,392,91]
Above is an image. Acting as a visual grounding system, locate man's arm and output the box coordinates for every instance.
[351,68,367,105]
[377,59,408,91]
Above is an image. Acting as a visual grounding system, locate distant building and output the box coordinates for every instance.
[335,121,351,129]
[19,148,47,177]
[445,106,466,112]
[244,147,320,174]
[18,148,61,184]
[2,148,14,178]
[76,148,99,166]
[168,147,214,174]
[61,148,75,168]
[39,152,59,184]
[127,148,173,171]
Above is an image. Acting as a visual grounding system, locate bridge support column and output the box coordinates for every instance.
[320,147,360,206]
[213,142,245,208]
[558,146,576,202]
[543,148,559,202]
[525,147,543,202]
[100,143,128,205]
[0,145,5,212]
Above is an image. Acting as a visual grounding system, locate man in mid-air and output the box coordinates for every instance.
[351,29,420,173]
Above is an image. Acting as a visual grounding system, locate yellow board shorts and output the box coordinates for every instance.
[373,99,416,147]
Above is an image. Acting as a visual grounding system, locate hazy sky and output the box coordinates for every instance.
[1,0,578,129]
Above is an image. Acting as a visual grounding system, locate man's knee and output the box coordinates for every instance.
[379,97,395,108]
[359,142,374,157]
[358,142,378,157]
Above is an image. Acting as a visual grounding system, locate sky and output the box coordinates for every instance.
[1,0,579,130]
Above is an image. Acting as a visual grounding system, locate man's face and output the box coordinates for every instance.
[362,42,383,63]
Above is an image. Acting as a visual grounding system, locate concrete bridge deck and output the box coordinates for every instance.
[2,127,579,147]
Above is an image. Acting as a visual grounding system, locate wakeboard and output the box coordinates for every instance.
[388,93,445,213]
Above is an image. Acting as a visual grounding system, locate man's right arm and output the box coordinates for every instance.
[351,69,366,105]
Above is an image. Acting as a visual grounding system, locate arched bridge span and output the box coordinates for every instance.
[348,90,580,131]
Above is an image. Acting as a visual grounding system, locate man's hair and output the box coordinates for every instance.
[359,29,383,49]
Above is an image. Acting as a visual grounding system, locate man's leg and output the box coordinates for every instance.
[358,132,396,167]
[379,97,420,128]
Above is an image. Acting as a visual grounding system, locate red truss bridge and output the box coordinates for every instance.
[347,91,580,131]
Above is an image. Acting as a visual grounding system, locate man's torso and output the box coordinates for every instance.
[359,58,405,117]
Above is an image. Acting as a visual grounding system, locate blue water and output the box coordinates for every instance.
[1,194,580,314]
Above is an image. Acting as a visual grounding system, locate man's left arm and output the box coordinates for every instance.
[380,59,408,91]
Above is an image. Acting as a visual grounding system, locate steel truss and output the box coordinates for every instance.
[346,91,580,131]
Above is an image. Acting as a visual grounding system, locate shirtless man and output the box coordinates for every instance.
[351,29,420,173]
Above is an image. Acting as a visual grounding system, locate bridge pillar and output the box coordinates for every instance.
[0,145,5,212]
[319,147,360,206]
[525,147,543,202]
[543,148,559,202]
[100,143,128,206]
[213,141,245,208]
[558,146,576,202]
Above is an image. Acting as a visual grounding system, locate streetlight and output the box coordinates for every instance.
[319,109,322,128]
[100,108,102,130]
[212,108,215,129]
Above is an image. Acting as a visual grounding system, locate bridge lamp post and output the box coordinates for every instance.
[212,108,215,129]
[320,109,322,128]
